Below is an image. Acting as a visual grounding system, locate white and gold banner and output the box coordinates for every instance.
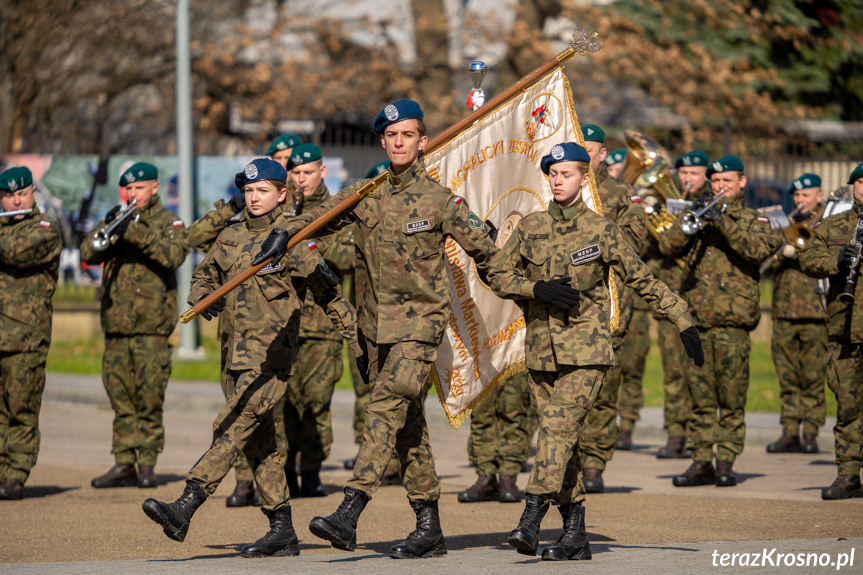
[425,68,610,428]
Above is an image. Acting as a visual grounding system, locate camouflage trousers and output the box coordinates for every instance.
[826,342,863,475]
[187,368,289,511]
[771,319,828,437]
[102,335,171,466]
[347,338,440,501]
[579,335,624,471]
[658,318,692,438]
[617,308,650,431]
[688,327,750,464]
[526,366,607,505]
[219,370,252,482]
[0,349,47,483]
[467,369,533,475]
[274,338,343,473]
[349,354,370,445]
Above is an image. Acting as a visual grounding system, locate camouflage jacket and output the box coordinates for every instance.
[189,209,359,374]
[799,200,863,342]
[0,204,62,352]
[298,183,355,341]
[767,208,826,321]
[185,199,239,252]
[284,160,497,345]
[487,199,694,371]
[661,192,781,331]
[81,195,188,336]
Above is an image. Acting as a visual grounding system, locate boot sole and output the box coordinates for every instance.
[309,518,356,551]
[142,499,187,542]
[508,534,538,556]
[241,545,300,558]
[821,489,863,500]
[542,548,592,561]
[389,543,447,559]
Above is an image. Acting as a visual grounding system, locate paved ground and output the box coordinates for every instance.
[0,373,861,574]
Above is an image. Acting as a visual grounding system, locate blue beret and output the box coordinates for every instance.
[605,148,626,166]
[235,158,287,190]
[0,166,33,192]
[119,162,158,186]
[674,150,709,169]
[581,123,605,143]
[266,133,303,156]
[789,173,821,193]
[287,144,323,170]
[365,161,389,179]
[706,155,745,177]
[540,142,591,175]
[847,162,863,185]
[373,99,424,135]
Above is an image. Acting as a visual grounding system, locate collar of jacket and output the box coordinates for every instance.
[594,162,609,185]
[304,183,330,209]
[723,191,746,212]
[548,199,585,222]
[853,199,862,217]
[245,207,281,231]
[387,159,425,192]
[138,195,161,218]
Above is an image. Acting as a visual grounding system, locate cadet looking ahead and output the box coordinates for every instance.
[252,98,498,559]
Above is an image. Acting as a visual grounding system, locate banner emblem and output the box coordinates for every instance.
[526,93,563,142]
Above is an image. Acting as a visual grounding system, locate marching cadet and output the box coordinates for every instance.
[142,158,360,557]
[252,99,498,559]
[798,162,863,500]
[0,167,62,500]
[267,133,304,171]
[764,173,828,454]
[82,163,187,489]
[486,142,702,561]
[577,123,649,493]
[274,143,355,498]
[604,148,626,179]
[662,155,782,488]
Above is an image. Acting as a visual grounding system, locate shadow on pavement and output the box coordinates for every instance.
[24,485,78,499]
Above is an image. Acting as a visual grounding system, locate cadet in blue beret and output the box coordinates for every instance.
[234,158,287,194]
[675,150,710,196]
[267,133,304,170]
[604,148,626,179]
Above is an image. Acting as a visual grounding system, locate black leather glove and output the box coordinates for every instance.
[199,297,226,321]
[838,244,858,270]
[355,353,370,386]
[251,228,291,266]
[104,205,121,224]
[484,219,498,244]
[533,277,581,309]
[111,211,136,239]
[702,201,726,222]
[307,260,340,301]
[228,194,245,213]
[680,326,704,367]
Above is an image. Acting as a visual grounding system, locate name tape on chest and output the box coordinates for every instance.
[570,244,601,266]
[405,219,432,234]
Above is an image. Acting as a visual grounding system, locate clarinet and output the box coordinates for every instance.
[839,213,863,304]
[286,190,304,217]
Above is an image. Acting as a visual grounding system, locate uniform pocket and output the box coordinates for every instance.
[520,243,552,280]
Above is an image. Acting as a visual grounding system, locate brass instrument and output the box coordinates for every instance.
[0,208,32,218]
[679,194,726,235]
[839,213,863,303]
[758,204,814,276]
[618,131,682,238]
[91,199,138,251]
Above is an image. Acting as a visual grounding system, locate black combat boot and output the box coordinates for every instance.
[672,461,716,487]
[141,481,207,542]
[766,432,801,453]
[389,499,447,559]
[821,474,863,500]
[91,463,137,488]
[498,473,522,503]
[457,473,498,502]
[583,468,605,493]
[240,505,301,558]
[507,493,550,555]
[0,478,24,500]
[137,464,158,488]
[542,503,592,561]
[308,486,370,551]
[801,433,820,454]
[657,436,691,459]
[715,460,737,487]
[226,480,255,507]
[300,469,327,498]
[616,427,634,451]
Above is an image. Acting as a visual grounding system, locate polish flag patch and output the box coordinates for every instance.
[757,216,769,223]
[172,219,184,227]
[39,220,51,227]
[631,195,642,203]
[452,196,464,204]
[307,240,318,250]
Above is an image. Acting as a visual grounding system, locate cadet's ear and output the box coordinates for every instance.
[418,135,428,152]
[380,134,386,149]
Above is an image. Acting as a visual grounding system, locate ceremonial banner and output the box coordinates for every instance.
[425,68,614,428]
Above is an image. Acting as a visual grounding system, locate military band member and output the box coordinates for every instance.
[267,133,304,171]
[798,162,863,500]
[486,142,702,561]
[253,99,498,559]
[0,167,62,500]
[604,148,626,179]
[662,155,782,488]
[141,158,360,557]
[764,173,828,454]
[82,163,187,489]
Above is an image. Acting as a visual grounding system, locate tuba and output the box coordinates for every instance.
[619,131,682,239]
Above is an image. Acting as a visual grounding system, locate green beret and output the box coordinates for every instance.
[847,162,863,185]
[581,123,605,144]
[287,143,322,170]
[119,162,158,186]
[266,133,303,156]
[604,148,626,166]
[365,161,389,179]
[789,173,821,193]
[706,155,744,177]
[674,150,709,169]
[0,166,33,192]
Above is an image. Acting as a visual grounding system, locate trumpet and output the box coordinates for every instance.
[679,194,726,235]
[0,208,32,218]
[91,199,138,251]
[758,204,814,276]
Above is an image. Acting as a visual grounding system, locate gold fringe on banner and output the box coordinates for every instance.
[431,359,527,429]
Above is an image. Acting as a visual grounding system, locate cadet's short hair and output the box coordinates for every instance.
[416,118,427,137]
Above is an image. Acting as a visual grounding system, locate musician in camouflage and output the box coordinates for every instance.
[763,173,828,455]
[486,142,701,560]
[0,167,62,500]
[661,155,782,488]
[798,163,863,500]
[81,162,188,490]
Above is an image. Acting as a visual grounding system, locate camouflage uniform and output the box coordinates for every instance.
[283,160,496,501]
[0,206,61,485]
[616,298,649,433]
[81,196,187,467]
[579,164,649,472]
[487,199,694,503]
[799,200,863,476]
[187,208,359,510]
[766,209,828,438]
[661,192,781,465]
